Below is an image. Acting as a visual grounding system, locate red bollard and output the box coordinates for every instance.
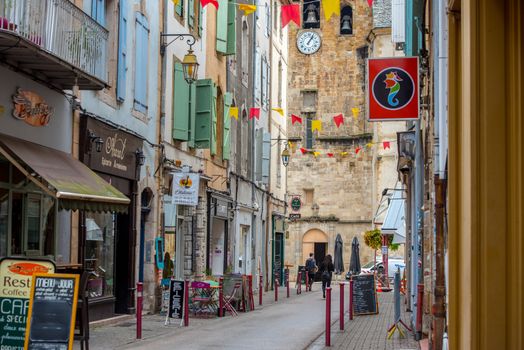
[305,272,309,292]
[219,277,224,317]
[184,279,189,326]
[416,284,424,336]
[248,275,254,311]
[349,279,354,320]
[326,287,331,347]
[259,274,263,306]
[274,273,279,302]
[286,270,290,298]
[297,271,302,294]
[340,283,344,331]
[136,282,143,339]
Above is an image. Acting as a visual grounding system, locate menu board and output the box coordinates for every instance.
[168,280,185,319]
[24,274,79,350]
[0,258,55,350]
[352,274,378,315]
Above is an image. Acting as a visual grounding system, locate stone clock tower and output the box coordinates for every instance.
[285,0,395,276]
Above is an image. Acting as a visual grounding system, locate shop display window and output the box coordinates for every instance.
[85,212,115,298]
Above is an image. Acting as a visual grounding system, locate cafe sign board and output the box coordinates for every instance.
[290,195,302,213]
[81,116,143,180]
[0,257,55,349]
[12,88,54,127]
[172,173,200,206]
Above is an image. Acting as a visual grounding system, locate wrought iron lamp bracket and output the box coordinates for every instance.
[160,32,196,55]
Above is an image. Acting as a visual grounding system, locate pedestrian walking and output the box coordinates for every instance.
[305,253,317,291]
[319,254,334,298]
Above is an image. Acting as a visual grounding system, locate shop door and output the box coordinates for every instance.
[114,213,132,314]
[314,243,327,281]
[274,232,284,283]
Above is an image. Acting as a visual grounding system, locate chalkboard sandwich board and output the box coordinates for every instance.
[352,274,378,316]
[24,273,79,350]
[168,280,185,319]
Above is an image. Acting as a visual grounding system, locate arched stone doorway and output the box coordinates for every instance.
[302,229,328,273]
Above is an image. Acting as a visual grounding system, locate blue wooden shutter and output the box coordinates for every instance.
[255,47,261,104]
[216,0,228,53]
[117,0,127,101]
[134,13,149,114]
[262,131,270,184]
[195,79,216,148]
[173,62,190,141]
[91,0,105,25]
[226,1,236,55]
[222,93,232,160]
[188,0,195,27]
[255,129,263,181]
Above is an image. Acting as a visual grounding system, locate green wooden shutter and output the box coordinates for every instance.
[176,0,183,17]
[195,79,216,148]
[226,1,236,55]
[216,0,228,53]
[173,62,190,141]
[210,87,218,155]
[188,83,196,147]
[188,0,195,28]
[222,92,232,160]
[198,3,203,36]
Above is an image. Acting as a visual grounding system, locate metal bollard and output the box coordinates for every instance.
[339,283,344,331]
[219,277,224,317]
[349,279,354,320]
[297,271,302,294]
[274,272,279,302]
[286,270,290,298]
[136,282,143,339]
[305,272,309,292]
[184,279,189,326]
[416,284,424,339]
[259,274,263,306]
[326,287,331,347]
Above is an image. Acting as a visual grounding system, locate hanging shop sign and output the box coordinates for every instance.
[172,172,200,206]
[12,88,54,127]
[367,57,419,121]
[290,195,302,212]
[0,258,55,349]
[81,116,143,180]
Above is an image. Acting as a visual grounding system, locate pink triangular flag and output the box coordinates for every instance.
[300,147,308,154]
[291,114,303,125]
[383,141,391,150]
[333,114,344,128]
[201,0,218,9]
[281,4,300,28]
[249,108,260,120]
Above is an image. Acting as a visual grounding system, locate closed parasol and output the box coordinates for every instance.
[349,236,361,276]
[334,234,344,274]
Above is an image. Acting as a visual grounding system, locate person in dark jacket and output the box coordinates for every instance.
[319,254,334,298]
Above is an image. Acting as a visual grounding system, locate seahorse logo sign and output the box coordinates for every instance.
[372,67,415,111]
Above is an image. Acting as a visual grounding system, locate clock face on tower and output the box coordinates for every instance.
[296,31,321,55]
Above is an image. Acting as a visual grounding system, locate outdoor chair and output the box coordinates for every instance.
[190,281,217,317]
[74,271,92,350]
[222,282,241,316]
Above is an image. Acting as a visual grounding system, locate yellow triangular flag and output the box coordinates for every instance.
[352,107,360,119]
[229,107,239,120]
[311,120,322,131]
[366,142,373,148]
[272,107,284,116]
[340,151,348,156]
[322,0,340,21]
[171,0,180,6]
[313,151,320,157]
[239,4,257,15]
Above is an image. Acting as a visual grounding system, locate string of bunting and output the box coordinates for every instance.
[294,139,394,158]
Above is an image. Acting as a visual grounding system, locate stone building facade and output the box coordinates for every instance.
[285,1,377,275]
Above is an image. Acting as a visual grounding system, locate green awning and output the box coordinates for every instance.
[0,133,130,212]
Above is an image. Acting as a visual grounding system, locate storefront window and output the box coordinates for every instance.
[85,212,115,298]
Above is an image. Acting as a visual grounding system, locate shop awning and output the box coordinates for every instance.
[381,188,406,244]
[0,134,130,212]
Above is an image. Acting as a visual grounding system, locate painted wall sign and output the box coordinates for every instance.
[0,258,55,349]
[12,88,54,127]
[171,173,200,206]
[367,57,419,121]
[81,116,143,180]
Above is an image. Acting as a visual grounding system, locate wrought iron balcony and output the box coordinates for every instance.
[0,0,108,90]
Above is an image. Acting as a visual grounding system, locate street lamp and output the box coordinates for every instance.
[182,48,199,84]
[281,145,290,167]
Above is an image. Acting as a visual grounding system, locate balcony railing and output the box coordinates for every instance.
[0,0,108,85]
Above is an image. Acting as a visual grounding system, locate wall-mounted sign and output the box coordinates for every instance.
[289,213,301,220]
[0,258,55,349]
[290,195,302,212]
[81,116,143,180]
[172,172,200,206]
[397,131,416,160]
[12,88,54,127]
[367,57,419,121]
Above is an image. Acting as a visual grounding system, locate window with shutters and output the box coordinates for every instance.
[134,13,149,114]
[188,0,195,28]
[173,61,196,143]
[195,79,217,149]
[261,58,268,110]
[91,0,105,26]
[241,21,249,86]
[255,48,261,105]
[216,0,236,55]
[262,132,270,184]
[117,0,127,101]
[265,4,271,37]
[222,93,232,160]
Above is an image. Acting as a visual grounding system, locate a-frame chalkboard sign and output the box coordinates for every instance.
[352,274,379,315]
[24,273,79,350]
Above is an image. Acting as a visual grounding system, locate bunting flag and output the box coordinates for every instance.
[171,0,180,5]
[229,107,239,120]
[238,4,257,15]
[281,4,300,28]
[366,142,373,149]
[355,147,362,154]
[300,147,308,154]
[367,0,373,7]
[322,0,340,21]
[313,152,320,157]
[249,107,260,120]
[311,120,322,132]
[351,107,360,119]
[201,0,219,9]
[333,114,344,128]
[327,153,334,157]
[272,107,284,116]
[291,114,303,125]
[383,141,391,150]
[341,151,348,156]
